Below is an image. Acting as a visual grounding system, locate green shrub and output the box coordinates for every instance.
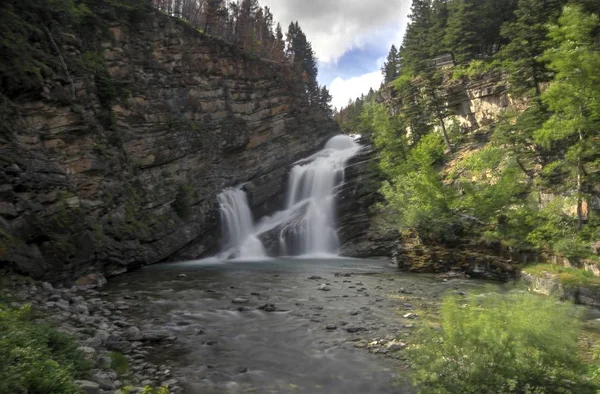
[408,292,598,394]
[0,303,92,394]
[110,351,129,376]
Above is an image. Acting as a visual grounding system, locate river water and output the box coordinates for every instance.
[103,257,524,394]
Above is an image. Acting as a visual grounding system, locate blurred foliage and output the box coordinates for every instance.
[0,303,92,393]
[409,292,599,393]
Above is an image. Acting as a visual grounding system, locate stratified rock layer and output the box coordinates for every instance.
[0,11,336,281]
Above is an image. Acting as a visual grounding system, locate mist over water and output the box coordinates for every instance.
[217,135,361,259]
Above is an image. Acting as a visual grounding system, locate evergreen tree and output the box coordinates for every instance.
[444,0,479,63]
[382,45,401,83]
[204,0,225,35]
[319,86,333,117]
[429,0,450,56]
[499,0,565,97]
[286,22,319,102]
[401,0,433,71]
[535,5,600,229]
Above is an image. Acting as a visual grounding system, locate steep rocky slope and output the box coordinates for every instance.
[0,9,337,281]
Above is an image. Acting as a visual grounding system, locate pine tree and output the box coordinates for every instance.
[444,0,479,63]
[204,0,224,35]
[499,0,565,97]
[382,45,401,83]
[401,0,434,71]
[286,22,319,102]
[319,86,333,117]
[535,5,600,229]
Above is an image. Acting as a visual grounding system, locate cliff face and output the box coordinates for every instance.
[0,11,336,281]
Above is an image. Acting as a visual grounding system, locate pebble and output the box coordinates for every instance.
[232,298,249,304]
[325,324,337,330]
[318,284,331,291]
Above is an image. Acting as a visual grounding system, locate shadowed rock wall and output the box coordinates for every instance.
[0,11,337,281]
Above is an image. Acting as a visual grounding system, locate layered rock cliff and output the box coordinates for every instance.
[0,9,337,281]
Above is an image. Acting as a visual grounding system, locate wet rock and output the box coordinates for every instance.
[325,324,337,330]
[76,274,107,289]
[237,306,251,312]
[177,274,187,278]
[346,327,366,333]
[231,298,249,304]
[308,276,323,280]
[258,303,284,312]
[141,330,170,343]
[402,313,418,319]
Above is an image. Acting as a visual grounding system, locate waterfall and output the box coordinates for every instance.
[217,135,361,259]
[217,188,266,259]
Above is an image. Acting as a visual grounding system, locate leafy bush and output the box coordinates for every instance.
[379,133,461,243]
[409,292,598,394]
[0,303,92,394]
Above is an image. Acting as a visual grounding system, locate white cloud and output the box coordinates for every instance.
[329,70,383,110]
[260,0,411,64]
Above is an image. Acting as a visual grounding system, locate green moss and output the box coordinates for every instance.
[110,351,129,376]
[172,184,196,219]
[523,264,600,287]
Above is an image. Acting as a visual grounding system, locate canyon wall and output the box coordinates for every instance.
[0,10,337,281]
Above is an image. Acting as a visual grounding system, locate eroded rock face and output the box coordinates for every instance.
[337,142,398,258]
[0,12,336,281]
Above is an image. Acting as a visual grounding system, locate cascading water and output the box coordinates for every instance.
[217,135,361,259]
[217,188,266,259]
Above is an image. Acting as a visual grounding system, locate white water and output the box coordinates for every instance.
[217,188,266,259]
[217,135,361,259]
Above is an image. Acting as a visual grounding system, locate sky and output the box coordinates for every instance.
[259,0,412,110]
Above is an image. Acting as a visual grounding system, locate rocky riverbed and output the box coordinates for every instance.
[91,258,518,394]
[1,274,183,394]
[5,258,599,394]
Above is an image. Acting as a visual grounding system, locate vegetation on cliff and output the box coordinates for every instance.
[336,0,600,265]
[409,292,600,393]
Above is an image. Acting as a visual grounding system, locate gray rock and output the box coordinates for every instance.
[318,284,331,291]
[96,356,112,369]
[85,337,102,349]
[325,324,337,330]
[41,282,54,292]
[75,380,100,394]
[163,379,179,388]
[141,330,170,343]
[345,327,366,333]
[74,304,90,315]
[231,298,249,304]
[77,346,97,360]
[126,326,143,341]
[385,340,407,352]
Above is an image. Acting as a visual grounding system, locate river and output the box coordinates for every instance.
[103,257,520,394]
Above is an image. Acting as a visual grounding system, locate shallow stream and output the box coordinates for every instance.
[104,258,537,393]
